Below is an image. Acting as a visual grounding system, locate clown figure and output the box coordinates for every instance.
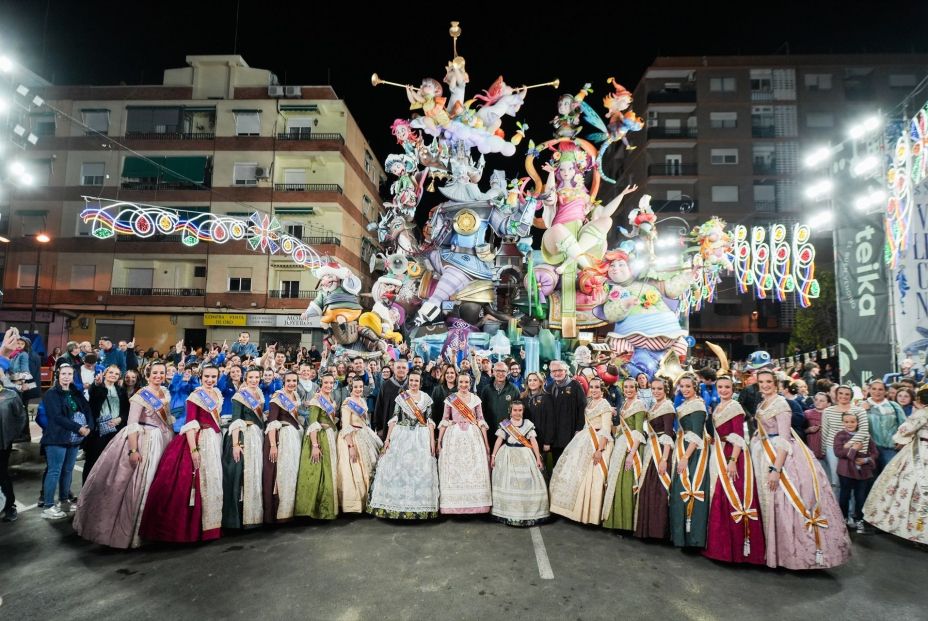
[302,263,363,328]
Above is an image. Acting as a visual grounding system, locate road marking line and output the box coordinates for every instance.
[530,527,554,580]
[15,502,38,512]
[74,465,83,472]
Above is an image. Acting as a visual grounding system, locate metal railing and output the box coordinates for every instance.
[120,181,209,191]
[269,290,319,299]
[751,125,776,138]
[647,126,698,139]
[648,164,698,176]
[276,132,345,143]
[646,90,697,103]
[755,200,777,212]
[300,236,341,246]
[274,183,343,193]
[114,233,185,243]
[110,287,205,296]
[124,131,215,140]
[753,161,778,175]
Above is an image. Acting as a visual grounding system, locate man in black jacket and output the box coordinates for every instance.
[548,360,586,466]
[373,358,408,437]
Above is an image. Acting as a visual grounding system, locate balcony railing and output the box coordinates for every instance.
[276,132,345,143]
[755,200,777,212]
[115,233,185,243]
[647,90,697,103]
[125,131,215,140]
[274,183,343,193]
[648,164,698,176]
[752,161,778,175]
[751,125,776,138]
[111,287,205,296]
[647,126,698,139]
[269,290,319,299]
[300,236,341,246]
[120,181,209,191]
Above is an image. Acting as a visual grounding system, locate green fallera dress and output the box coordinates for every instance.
[669,397,711,548]
[602,398,648,531]
[294,393,339,520]
[221,390,265,529]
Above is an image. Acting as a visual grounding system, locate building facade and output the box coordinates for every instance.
[0,55,385,354]
[605,53,928,359]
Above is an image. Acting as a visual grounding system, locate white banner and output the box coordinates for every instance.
[893,186,928,373]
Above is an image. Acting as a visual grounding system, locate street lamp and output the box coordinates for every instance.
[29,232,51,335]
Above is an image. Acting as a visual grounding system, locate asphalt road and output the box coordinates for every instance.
[1,458,925,621]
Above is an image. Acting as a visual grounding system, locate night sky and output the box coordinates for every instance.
[1,0,926,163]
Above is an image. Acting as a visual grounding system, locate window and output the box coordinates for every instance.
[806,113,834,128]
[233,163,258,186]
[711,186,739,202]
[234,111,261,136]
[286,224,304,239]
[666,190,682,201]
[282,168,307,186]
[29,160,52,186]
[126,268,154,289]
[229,277,252,292]
[70,265,95,290]
[82,109,110,133]
[646,110,659,127]
[750,69,773,92]
[21,214,45,236]
[126,107,182,134]
[754,184,776,201]
[364,151,374,175]
[280,280,300,298]
[709,77,736,92]
[81,162,105,185]
[193,266,207,278]
[804,74,833,90]
[710,148,739,165]
[362,195,374,220]
[889,74,917,88]
[31,113,55,136]
[664,154,682,175]
[286,117,312,137]
[17,264,36,288]
[709,112,737,128]
[76,212,93,236]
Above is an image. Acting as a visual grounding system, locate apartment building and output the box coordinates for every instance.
[603,54,928,358]
[0,55,385,354]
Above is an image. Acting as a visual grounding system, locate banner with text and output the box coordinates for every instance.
[836,208,893,386]
[893,186,928,373]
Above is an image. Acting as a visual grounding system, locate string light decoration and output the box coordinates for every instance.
[80,197,328,269]
[728,223,819,307]
[886,101,928,268]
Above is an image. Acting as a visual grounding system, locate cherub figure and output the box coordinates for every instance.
[407,78,450,132]
[551,83,591,139]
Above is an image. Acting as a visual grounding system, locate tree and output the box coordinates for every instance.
[788,270,837,352]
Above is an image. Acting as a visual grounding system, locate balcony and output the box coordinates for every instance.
[276,132,345,143]
[647,126,698,140]
[125,131,215,140]
[111,287,205,296]
[753,161,778,175]
[648,164,698,176]
[274,183,343,193]
[269,290,319,299]
[300,236,341,247]
[751,125,776,138]
[750,89,774,102]
[115,234,185,243]
[120,181,210,191]
[755,200,777,212]
[647,90,697,103]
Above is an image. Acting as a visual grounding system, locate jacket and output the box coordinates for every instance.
[40,384,94,446]
[88,382,130,437]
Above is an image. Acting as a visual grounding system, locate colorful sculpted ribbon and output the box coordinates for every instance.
[501,419,533,449]
[713,431,759,556]
[400,391,427,426]
[643,420,672,493]
[758,425,829,566]
[675,430,710,533]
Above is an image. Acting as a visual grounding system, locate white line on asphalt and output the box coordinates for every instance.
[529,527,554,580]
[14,502,38,512]
[74,465,83,472]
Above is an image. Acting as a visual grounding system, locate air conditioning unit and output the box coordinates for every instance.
[742,333,760,346]
[268,85,284,97]
[254,167,269,179]
[284,86,302,98]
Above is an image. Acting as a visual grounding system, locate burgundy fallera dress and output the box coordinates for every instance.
[139,393,224,543]
[703,401,766,564]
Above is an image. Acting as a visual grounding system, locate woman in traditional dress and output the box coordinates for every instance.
[336,377,383,513]
[669,375,711,549]
[74,362,173,548]
[603,378,647,531]
[703,375,766,564]
[295,373,340,520]
[263,371,303,524]
[221,367,265,530]
[490,399,549,526]
[864,385,928,544]
[139,365,224,543]
[430,365,458,426]
[437,373,491,514]
[369,370,439,519]
[751,369,850,569]
[634,377,676,540]
[549,378,614,525]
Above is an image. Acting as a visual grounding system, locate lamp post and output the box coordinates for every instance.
[29,232,50,335]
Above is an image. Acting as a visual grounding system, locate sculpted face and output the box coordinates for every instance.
[319,275,338,291]
[608,259,632,284]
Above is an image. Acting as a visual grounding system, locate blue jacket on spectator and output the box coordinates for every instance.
[169,373,200,432]
[217,373,241,416]
[101,347,127,374]
[40,384,94,446]
[260,378,282,411]
[231,342,259,359]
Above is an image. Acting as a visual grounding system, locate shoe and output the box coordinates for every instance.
[67,494,78,504]
[1,508,17,522]
[856,520,868,534]
[41,506,67,520]
[57,501,77,514]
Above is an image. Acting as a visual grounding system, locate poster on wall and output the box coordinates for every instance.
[835,207,893,386]
[892,186,928,374]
